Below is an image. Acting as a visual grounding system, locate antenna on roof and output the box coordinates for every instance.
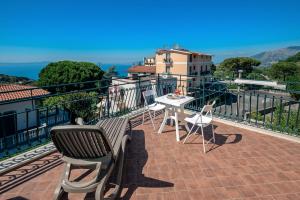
[173,43,180,50]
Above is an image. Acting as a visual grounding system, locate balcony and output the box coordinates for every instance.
[163,58,173,66]
[200,71,211,76]
[0,74,300,199]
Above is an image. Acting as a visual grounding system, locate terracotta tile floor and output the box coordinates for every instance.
[1,115,300,200]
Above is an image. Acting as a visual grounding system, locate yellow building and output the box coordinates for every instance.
[155,48,213,89]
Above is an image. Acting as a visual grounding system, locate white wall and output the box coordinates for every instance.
[111,79,152,110]
[0,100,37,131]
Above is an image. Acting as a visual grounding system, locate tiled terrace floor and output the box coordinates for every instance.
[1,116,300,200]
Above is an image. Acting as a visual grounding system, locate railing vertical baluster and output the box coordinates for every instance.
[242,91,245,119]
[134,86,139,110]
[230,92,233,118]
[295,102,300,134]
[224,91,227,117]
[123,88,130,114]
[133,86,138,110]
[26,109,30,145]
[112,87,119,116]
[127,88,134,112]
[55,105,58,124]
[137,86,142,109]
[286,101,292,133]
[138,76,141,89]
[255,94,259,126]
[179,75,182,88]
[46,107,49,127]
[263,95,267,127]
[181,82,184,96]
[135,85,141,109]
[219,94,222,116]
[236,91,240,120]
[270,96,275,129]
[119,90,125,115]
[249,93,252,124]
[137,86,143,108]
[278,97,283,130]
[12,112,20,151]
[36,108,40,142]
[107,87,110,118]
[128,88,132,111]
[62,105,66,122]
[157,73,160,96]
[202,79,205,107]
[98,96,103,119]
[116,87,122,116]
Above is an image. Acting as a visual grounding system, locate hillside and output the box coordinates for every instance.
[0,74,33,84]
[252,46,300,66]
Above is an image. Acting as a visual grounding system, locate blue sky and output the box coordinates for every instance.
[0,0,300,63]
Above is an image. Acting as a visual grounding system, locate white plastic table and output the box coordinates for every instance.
[155,94,195,141]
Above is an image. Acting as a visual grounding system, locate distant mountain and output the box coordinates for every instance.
[251,46,300,66]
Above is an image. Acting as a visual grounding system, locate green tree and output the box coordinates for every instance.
[218,57,261,78]
[43,92,98,123]
[38,61,104,92]
[213,65,234,80]
[269,53,300,100]
[285,52,300,62]
[246,68,267,80]
[210,64,217,74]
[269,61,298,81]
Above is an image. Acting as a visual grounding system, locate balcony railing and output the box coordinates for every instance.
[200,71,211,75]
[0,74,299,159]
[163,58,173,65]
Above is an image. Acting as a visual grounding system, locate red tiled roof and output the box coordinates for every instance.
[128,65,156,73]
[0,84,50,102]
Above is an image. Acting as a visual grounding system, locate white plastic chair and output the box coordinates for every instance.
[142,89,166,130]
[183,101,216,153]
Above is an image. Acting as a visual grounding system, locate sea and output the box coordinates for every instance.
[0,62,131,80]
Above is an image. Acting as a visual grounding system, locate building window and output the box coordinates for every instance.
[189,55,193,62]
[205,65,208,72]
[193,66,195,70]
[189,82,192,87]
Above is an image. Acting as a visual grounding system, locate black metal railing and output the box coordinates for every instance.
[0,73,299,159]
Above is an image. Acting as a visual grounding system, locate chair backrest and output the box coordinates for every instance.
[51,125,114,160]
[199,104,213,116]
[211,100,216,107]
[142,89,157,106]
[192,104,213,124]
